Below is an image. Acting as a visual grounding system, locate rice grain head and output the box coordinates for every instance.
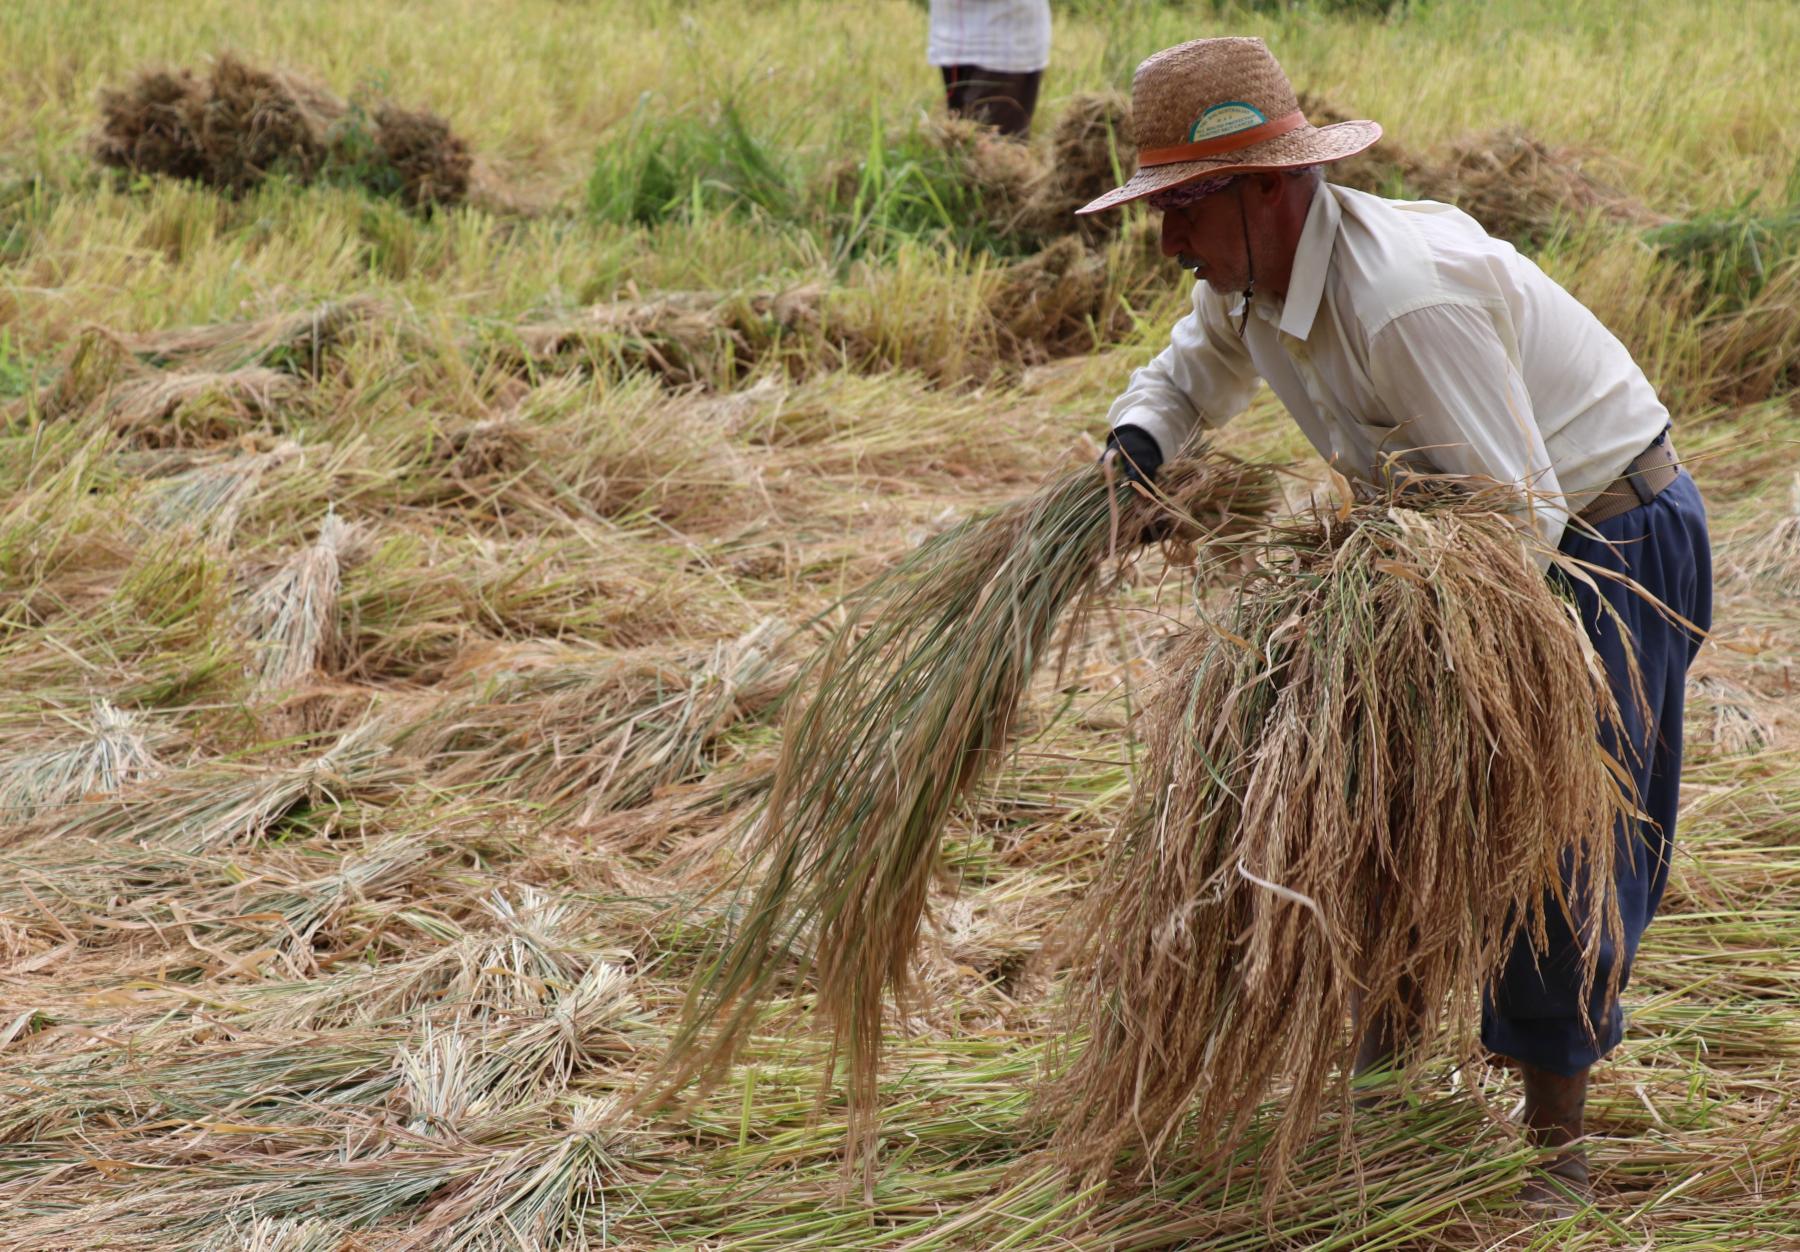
[1046,490,1634,1191]
[656,449,1277,1166]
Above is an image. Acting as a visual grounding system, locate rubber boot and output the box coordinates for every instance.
[1518,1061,1593,1214]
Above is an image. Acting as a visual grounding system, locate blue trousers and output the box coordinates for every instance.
[1480,470,1713,1075]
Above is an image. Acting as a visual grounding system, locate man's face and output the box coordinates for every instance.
[1156,184,1254,293]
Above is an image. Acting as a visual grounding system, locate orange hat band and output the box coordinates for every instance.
[1135,110,1307,167]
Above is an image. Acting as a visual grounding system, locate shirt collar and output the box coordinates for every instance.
[1276,182,1339,342]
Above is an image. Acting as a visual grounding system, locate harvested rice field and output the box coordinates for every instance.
[3,1,1799,1247]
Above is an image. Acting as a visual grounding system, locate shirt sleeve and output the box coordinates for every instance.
[1367,301,1570,557]
[1105,281,1260,462]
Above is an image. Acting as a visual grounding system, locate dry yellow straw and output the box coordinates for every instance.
[1047,486,1633,1190]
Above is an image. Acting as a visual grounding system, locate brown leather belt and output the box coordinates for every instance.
[1579,431,1681,526]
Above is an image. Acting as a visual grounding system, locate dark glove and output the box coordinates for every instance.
[1103,424,1164,485]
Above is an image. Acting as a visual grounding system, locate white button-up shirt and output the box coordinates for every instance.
[1108,183,1670,549]
[927,0,1052,73]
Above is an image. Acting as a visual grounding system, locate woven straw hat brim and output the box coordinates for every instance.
[1077,118,1382,215]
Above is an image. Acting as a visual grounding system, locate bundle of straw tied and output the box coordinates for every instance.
[657,443,1630,1190]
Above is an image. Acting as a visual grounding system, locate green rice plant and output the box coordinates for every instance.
[657,450,1277,1165]
[586,99,795,227]
[1648,184,1800,309]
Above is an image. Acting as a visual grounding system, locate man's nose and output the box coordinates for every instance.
[1159,211,1185,258]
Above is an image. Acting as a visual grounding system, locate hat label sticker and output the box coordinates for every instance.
[1188,101,1267,143]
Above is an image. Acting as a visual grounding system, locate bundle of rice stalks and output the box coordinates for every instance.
[101,366,298,446]
[136,440,302,545]
[988,236,1121,363]
[397,621,790,823]
[1295,95,1659,248]
[240,511,355,693]
[94,53,473,209]
[371,103,474,210]
[0,700,167,822]
[1688,674,1775,758]
[505,286,829,389]
[33,328,138,420]
[1415,128,1662,247]
[1021,92,1135,246]
[1738,474,1800,591]
[397,1096,636,1250]
[29,719,402,851]
[124,296,389,375]
[821,114,1043,258]
[657,450,1277,1162]
[917,114,1042,239]
[1045,488,1631,1188]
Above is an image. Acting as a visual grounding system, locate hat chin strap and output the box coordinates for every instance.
[1235,181,1255,338]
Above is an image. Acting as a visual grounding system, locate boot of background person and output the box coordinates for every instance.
[1518,1060,1593,1214]
[940,65,1043,138]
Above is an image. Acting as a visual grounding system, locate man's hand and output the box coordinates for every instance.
[1102,424,1164,485]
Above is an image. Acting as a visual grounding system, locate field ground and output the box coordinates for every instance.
[2,1,1798,1247]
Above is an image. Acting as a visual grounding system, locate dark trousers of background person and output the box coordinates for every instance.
[940,65,1042,137]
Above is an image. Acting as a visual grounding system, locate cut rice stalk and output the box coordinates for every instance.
[97,366,298,442]
[1739,473,1800,592]
[398,620,792,821]
[241,511,355,693]
[657,449,1277,1165]
[30,719,401,851]
[137,440,303,545]
[1688,674,1775,757]
[198,1215,347,1252]
[0,700,167,822]
[1046,487,1634,1190]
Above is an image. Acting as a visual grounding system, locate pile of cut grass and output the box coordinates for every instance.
[94,53,471,209]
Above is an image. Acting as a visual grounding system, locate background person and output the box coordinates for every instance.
[928,0,1051,137]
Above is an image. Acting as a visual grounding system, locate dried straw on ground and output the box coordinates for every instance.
[22,719,402,852]
[94,53,472,208]
[1046,488,1632,1188]
[658,450,1277,1163]
[123,296,389,374]
[1689,674,1775,757]
[137,440,303,544]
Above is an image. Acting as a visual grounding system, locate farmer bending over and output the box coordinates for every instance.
[1086,37,1712,1208]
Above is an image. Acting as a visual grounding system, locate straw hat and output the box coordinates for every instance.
[1077,37,1381,215]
